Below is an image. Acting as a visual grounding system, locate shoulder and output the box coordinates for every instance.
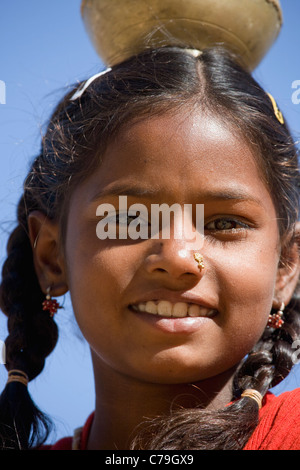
[244,388,300,450]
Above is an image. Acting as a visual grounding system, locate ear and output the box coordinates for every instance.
[274,222,300,307]
[27,211,68,296]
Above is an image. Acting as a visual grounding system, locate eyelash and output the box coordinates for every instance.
[203,218,253,246]
[205,217,250,232]
[115,213,148,225]
[114,214,251,230]
[106,213,252,245]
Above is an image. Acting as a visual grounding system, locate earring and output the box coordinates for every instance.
[194,253,205,270]
[267,302,285,329]
[42,287,62,318]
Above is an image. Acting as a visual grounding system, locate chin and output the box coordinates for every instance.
[128,358,220,385]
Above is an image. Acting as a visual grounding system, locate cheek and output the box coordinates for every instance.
[68,247,129,308]
[65,226,140,333]
[202,245,280,376]
[213,237,280,338]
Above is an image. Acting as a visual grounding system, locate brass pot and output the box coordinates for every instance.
[81,0,282,70]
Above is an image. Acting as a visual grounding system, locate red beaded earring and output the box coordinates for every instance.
[267,302,285,329]
[42,287,62,318]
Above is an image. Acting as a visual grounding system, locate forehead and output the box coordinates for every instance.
[88,109,271,205]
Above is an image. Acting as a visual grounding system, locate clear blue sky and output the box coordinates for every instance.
[0,1,299,443]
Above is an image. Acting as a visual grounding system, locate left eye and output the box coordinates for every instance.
[205,218,248,231]
[116,213,137,225]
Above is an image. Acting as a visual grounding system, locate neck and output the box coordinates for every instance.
[87,357,237,450]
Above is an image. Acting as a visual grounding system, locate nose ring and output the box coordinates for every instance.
[194,253,205,270]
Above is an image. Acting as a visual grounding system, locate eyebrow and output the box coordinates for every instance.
[90,184,159,202]
[202,189,263,205]
[90,184,263,206]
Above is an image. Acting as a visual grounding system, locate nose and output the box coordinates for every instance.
[144,238,204,281]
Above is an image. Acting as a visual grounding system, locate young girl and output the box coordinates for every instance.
[0,46,300,450]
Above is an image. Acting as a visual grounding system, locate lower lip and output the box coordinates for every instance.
[129,307,216,334]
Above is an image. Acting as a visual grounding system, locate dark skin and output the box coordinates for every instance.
[28,110,300,449]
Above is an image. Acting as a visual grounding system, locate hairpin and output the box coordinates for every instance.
[70,67,112,101]
[267,92,284,125]
[70,47,202,102]
[185,48,203,58]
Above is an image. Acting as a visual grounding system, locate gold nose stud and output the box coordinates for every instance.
[194,253,205,270]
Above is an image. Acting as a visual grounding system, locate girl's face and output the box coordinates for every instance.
[64,110,281,384]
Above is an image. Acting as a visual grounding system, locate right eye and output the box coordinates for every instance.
[115,211,150,227]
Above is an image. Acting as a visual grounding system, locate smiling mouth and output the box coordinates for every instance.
[130,300,217,319]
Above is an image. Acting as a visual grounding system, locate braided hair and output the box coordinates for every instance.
[0,198,58,448]
[0,47,299,449]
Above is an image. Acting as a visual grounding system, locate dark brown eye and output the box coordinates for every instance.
[206,218,248,231]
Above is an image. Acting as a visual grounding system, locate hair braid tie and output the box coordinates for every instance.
[6,370,29,387]
[241,389,263,409]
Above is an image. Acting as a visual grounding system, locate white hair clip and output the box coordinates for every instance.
[70,49,201,101]
[70,67,112,101]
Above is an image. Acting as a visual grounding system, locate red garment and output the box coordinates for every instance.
[244,388,300,450]
[43,388,300,450]
[40,413,93,450]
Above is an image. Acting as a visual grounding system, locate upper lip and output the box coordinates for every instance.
[128,289,217,310]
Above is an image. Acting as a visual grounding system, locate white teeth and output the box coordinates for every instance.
[172,302,188,317]
[131,300,215,318]
[145,301,157,314]
[157,300,172,317]
[188,304,201,317]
